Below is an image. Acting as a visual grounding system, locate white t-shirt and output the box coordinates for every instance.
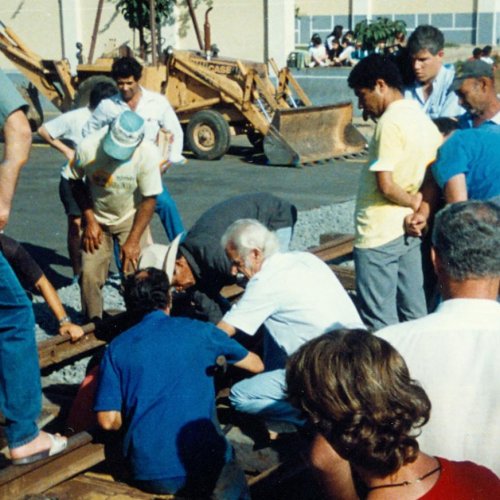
[377,299,500,475]
[43,106,91,178]
[66,127,163,226]
[82,87,185,163]
[308,45,328,66]
[223,252,363,357]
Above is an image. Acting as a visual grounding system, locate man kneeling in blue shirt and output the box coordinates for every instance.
[94,267,263,497]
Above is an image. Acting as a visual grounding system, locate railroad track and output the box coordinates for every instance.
[0,234,354,498]
[38,233,355,372]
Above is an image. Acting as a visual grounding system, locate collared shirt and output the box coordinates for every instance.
[94,310,248,480]
[82,86,185,163]
[458,109,500,129]
[355,99,442,248]
[404,64,464,118]
[223,252,363,361]
[377,298,500,475]
[431,123,500,201]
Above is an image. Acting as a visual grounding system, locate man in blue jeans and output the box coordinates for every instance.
[0,70,67,464]
[83,56,184,241]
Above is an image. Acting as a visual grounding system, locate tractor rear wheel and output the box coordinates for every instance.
[186,110,231,160]
[73,75,117,109]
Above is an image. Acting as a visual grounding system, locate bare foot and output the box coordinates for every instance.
[9,431,67,460]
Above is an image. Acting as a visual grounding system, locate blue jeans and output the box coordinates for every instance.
[0,252,41,448]
[230,369,304,426]
[156,183,184,241]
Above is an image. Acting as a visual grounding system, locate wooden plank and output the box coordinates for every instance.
[308,233,354,261]
[0,432,104,498]
[220,283,244,300]
[330,264,356,290]
[38,311,133,370]
[39,332,105,369]
[46,473,174,499]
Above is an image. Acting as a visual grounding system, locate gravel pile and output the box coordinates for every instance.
[39,200,355,385]
[290,199,355,250]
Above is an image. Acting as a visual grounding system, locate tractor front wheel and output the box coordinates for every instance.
[186,110,231,160]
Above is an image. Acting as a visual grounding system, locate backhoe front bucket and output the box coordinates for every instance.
[263,102,366,166]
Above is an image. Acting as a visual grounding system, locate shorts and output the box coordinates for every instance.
[59,176,81,217]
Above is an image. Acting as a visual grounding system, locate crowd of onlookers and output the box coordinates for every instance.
[306,23,498,72]
[468,44,497,68]
[0,20,499,499]
[307,24,407,68]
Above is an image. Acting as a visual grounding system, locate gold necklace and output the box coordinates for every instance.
[367,463,441,491]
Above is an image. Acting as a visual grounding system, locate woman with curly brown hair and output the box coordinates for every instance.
[286,329,499,499]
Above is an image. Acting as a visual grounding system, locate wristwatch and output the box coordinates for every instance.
[59,315,71,326]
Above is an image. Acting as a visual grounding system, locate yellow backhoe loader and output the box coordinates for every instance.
[0,11,366,166]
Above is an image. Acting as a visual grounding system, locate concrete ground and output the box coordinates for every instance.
[3,136,366,287]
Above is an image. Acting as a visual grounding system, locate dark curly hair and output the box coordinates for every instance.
[347,53,403,91]
[286,329,430,476]
[122,268,171,315]
[111,56,143,81]
[89,81,118,110]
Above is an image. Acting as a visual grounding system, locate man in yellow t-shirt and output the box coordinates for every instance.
[347,54,442,330]
[67,110,163,320]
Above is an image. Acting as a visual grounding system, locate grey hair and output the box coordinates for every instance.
[221,219,280,260]
[432,201,500,281]
[407,25,444,56]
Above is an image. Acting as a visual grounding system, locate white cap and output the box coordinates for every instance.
[138,234,183,282]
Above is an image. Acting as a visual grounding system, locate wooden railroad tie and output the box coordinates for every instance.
[0,432,104,498]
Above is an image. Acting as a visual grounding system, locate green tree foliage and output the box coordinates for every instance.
[355,17,407,51]
[116,0,176,32]
[114,0,212,56]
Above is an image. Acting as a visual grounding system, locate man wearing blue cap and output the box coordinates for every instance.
[67,110,163,320]
[83,57,185,243]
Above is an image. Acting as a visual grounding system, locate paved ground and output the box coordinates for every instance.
[3,136,366,286]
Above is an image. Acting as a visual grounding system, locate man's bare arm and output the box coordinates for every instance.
[37,125,75,162]
[405,171,441,237]
[69,180,103,253]
[443,174,468,203]
[0,109,32,230]
[34,275,84,341]
[233,352,264,374]
[217,320,237,337]
[97,410,122,431]
[120,196,156,273]
[375,171,422,211]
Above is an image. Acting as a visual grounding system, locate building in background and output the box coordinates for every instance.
[0,1,294,71]
[295,0,499,47]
